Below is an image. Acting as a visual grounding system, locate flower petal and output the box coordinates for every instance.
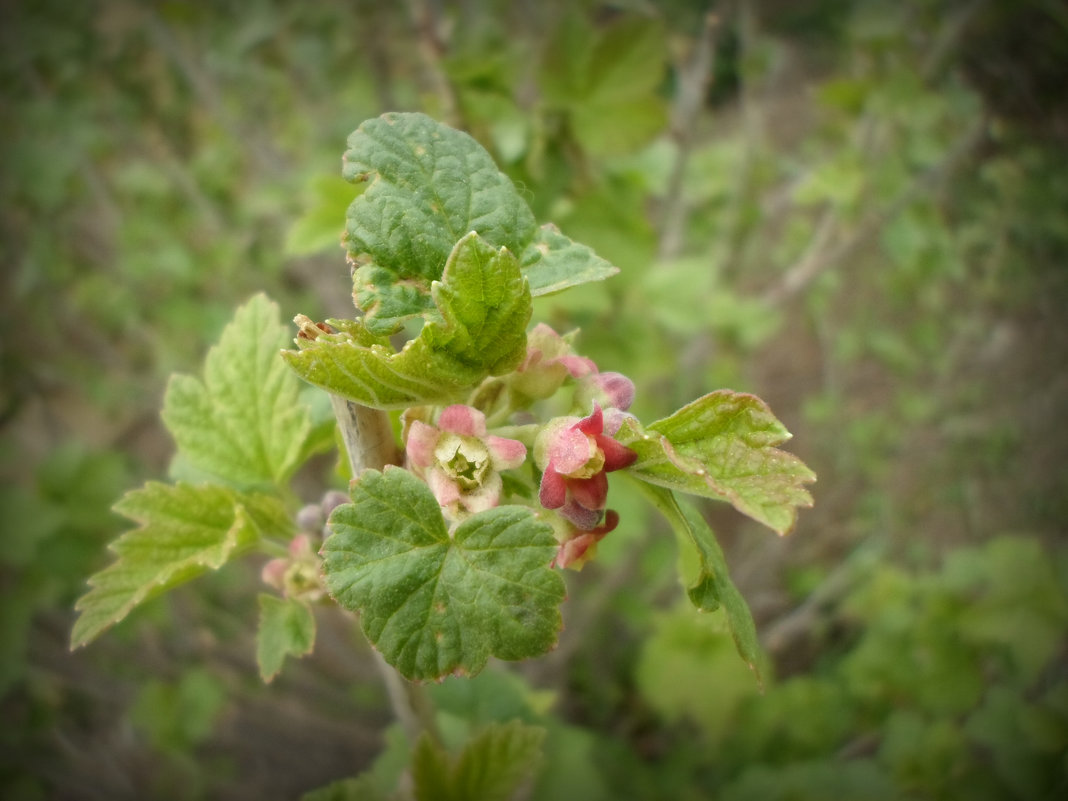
[558,498,604,530]
[597,434,638,472]
[438,404,486,437]
[486,435,527,470]
[592,372,635,411]
[550,426,595,474]
[427,468,462,507]
[406,420,440,469]
[568,471,608,512]
[539,464,568,509]
[575,404,604,436]
[461,473,502,514]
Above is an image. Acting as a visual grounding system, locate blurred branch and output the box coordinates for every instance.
[407,0,461,127]
[330,397,441,748]
[658,9,721,260]
[760,118,987,307]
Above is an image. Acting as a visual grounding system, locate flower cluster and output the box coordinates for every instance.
[406,404,526,521]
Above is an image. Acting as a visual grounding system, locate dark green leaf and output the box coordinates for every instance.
[321,467,565,681]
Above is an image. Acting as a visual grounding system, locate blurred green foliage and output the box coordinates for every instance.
[2,0,1066,798]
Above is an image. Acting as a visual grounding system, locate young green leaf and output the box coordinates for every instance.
[631,479,766,686]
[321,467,565,682]
[342,112,536,333]
[162,293,313,489]
[520,223,618,297]
[618,390,816,535]
[340,112,619,333]
[284,232,531,409]
[411,721,545,801]
[71,482,289,649]
[256,594,316,683]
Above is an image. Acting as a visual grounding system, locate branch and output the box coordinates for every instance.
[330,398,442,747]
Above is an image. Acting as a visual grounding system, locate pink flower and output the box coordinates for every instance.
[406,404,527,519]
[553,510,620,569]
[535,404,637,529]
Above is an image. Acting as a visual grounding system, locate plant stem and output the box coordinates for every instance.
[329,396,443,747]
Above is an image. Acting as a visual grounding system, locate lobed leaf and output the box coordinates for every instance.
[520,223,618,296]
[256,594,317,683]
[162,293,313,489]
[321,467,565,682]
[340,112,619,332]
[284,232,531,409]
[71,483,289,649]
[618,390,816,535]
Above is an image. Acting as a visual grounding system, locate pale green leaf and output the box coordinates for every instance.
[321,467,565,682]
[631,479,766,686]
[412,721,545,801]
[161,293,312,489]
[619,390,816,535]
[256,594,317,683]
[520,223,618,296]
[284,232,531,409]
[71,483,289,648]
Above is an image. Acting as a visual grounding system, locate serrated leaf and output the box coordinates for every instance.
[631,479,766,686]
[161,293,312,489]
[321,467,565,681]
[284,232,531,410]
[342,112,536,333]
[619,391,816,535]
[520,223,618,296]
[339,113,619,332]
[412,721,545,801]
[256,594,316,683]
[71,483,288,648]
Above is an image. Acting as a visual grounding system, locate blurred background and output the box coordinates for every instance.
[1,0,1066,798]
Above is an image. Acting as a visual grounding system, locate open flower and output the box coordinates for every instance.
[406,404,526,519]
[535,404,637,529]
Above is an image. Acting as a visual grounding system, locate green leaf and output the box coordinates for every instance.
[630,479,766,686]
[411,721,545,801]
[284,232,532,409]
[619,390,816,535]
[342,112,536,333]
[520,223,618,296]
[256,594,317,683]
[321,467,565,681]
[161,293,313,489]
[71,482,289,649]
[340,112,619,333]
